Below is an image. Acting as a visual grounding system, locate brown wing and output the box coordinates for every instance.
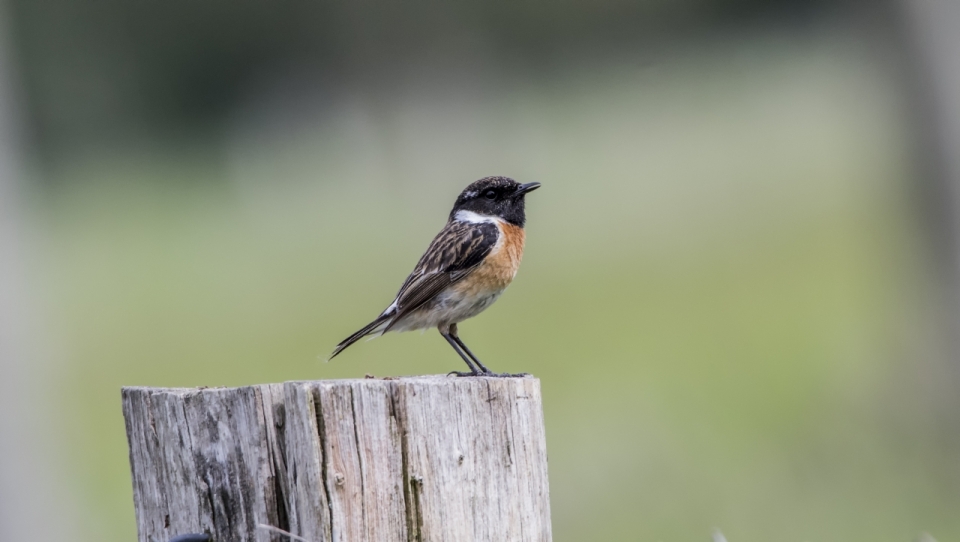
[382,220,499,330]
[329,219,499,359]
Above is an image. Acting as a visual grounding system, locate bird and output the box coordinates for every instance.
[329,176,540,376]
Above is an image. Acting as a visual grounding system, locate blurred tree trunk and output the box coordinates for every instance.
[0,3,78,539]
[897,0,960,280]
[888,0,960,415]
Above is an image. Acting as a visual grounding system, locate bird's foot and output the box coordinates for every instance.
[483,371,530,378]
[448,370,529,378]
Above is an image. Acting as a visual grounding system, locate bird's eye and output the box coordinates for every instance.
[484,190,497,200]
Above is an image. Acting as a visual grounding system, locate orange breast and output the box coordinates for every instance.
[496,221,526,276]
[464,222,524,293]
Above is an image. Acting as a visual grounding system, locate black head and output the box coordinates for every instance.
[449,176,541,227]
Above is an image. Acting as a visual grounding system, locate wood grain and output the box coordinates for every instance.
[123,376,551,542]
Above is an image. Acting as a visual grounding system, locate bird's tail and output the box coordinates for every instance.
[328,316,391,361]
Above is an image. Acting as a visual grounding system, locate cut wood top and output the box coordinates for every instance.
[123,375,551,542]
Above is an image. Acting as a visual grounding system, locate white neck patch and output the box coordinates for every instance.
[455,210,502,225]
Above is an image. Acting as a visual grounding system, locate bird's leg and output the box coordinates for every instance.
[449,324,528,378]
[448,323,492,373]
[439,326,480,376]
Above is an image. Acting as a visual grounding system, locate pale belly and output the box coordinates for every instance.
[388,286,505,332]
[387,220,524,333]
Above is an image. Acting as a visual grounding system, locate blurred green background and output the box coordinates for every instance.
[2,0,958,541]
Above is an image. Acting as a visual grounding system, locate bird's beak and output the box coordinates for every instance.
[515,182,541,195]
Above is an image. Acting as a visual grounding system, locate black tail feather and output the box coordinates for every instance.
[328,316,390,360]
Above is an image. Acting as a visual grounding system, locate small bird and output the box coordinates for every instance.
[330,176,540,376]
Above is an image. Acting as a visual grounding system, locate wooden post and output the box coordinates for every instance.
[122,376,552,542]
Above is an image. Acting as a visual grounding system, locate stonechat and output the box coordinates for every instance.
[330,176,540,376]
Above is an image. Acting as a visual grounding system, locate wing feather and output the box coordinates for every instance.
[331,219,499,358]
[383,220,499,330]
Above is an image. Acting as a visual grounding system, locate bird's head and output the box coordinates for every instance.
[450,176,540,227]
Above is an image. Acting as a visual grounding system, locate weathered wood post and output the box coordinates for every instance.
[122,376,552,542]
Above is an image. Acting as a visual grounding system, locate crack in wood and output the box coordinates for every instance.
[392,386,423,542]
[311,386,335,542]
[348,385,368,539]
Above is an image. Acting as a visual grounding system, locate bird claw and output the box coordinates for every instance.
[448,370,529,378]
